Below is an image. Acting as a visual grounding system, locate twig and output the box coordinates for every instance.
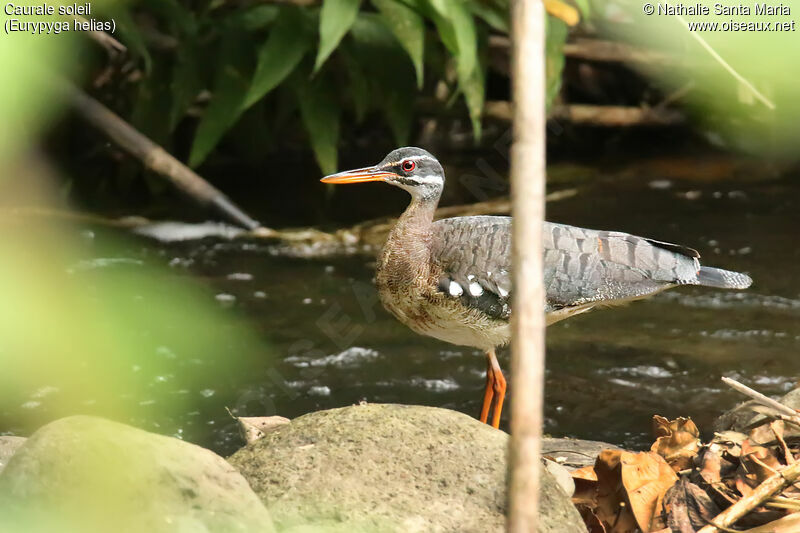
[674,14,775,110]
[697,461,800,533]
[56,80,262,231]
[721,377,800,420]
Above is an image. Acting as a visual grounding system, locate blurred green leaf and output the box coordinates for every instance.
[188,33,252,168]
[131,61,172,147]
[315,0,362,72]
[349,14,417,141]
[571,0,591,19]
[141,0,198,36]
[298,76,341,174]
[341,50,371,122]
[428,0,478,81]
[243,7,312,111]
[459,58,485,139]
[224,4,280,31]
[110,6,153,73]
[372,0,426,88]
[545,16,568,109]
[169,40,203,131]
[468,0,509,33]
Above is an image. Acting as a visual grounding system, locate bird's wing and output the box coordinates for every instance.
[432,217,706,317]
[431,216,512,321]
[542,222,701,309]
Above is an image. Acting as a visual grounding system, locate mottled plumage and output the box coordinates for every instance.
[322,147,753,428]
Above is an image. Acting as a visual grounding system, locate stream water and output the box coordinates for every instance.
[4,163,799,456]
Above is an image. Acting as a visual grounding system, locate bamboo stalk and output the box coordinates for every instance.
[56,80,261,231]
[508,0,547,531]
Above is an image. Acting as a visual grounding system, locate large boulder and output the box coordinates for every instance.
[229,403,586,533]
[0,436,26,475]
[0,416,274,533]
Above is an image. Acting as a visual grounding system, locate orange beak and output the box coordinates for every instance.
[320,166,395,184]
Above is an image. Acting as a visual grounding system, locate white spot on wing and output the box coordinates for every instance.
[449,281,463,297]
[469,282,483,296]
[498,287,509,298]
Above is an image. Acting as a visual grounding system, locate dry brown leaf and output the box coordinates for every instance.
[700,445,722,484]
[235,415,290,444]
[651,416,701,472]
[573,465,599,482]
[621,451,679,532]
[572,465,600,506]
[578,506,608,533]
[741,439,783,485]
[594,449,639,533]
[664,478,721,533]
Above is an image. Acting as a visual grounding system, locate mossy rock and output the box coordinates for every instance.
[229,403,586,533]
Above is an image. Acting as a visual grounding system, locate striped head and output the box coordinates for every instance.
[321,147,445,201]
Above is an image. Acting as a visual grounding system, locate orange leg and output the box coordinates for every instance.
[488,349,506,429]
[479,356,495,423]
[479,348,506,429]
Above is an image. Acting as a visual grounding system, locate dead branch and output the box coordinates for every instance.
[56,80,261,230]
[482,101,685,127]
[489,36,671,65]
[697,461,800,533]
[721,377,800,421]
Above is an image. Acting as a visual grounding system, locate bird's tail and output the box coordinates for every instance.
[697,266,753,289]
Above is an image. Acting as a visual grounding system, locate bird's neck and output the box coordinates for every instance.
[378,195,439,284]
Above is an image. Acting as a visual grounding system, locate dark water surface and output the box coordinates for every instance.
[6,167,800,455]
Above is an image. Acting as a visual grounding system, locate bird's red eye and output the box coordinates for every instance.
[401,160,415,172]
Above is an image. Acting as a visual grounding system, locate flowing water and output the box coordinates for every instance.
[4,164,799,455]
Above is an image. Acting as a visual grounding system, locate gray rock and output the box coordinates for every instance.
[542,437,622,471]
[229,403,586,533]
[714,386,800,433]
[0,436,26,475]
[0,416,274,533]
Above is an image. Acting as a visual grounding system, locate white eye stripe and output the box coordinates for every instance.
[383,154,437,167]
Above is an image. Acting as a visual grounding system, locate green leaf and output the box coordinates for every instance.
[468,0,509,33]
[141,0,197,36]
[188,33,252,168]
[224,4,280,31]
[341,50,371,122]
[169,40,203,131]
[545,16,568,109]
[383,85,414,145]
[427,0,478,80]
[459,55,484,140]
[315,0,362,72]
[298,76,341,175]
[109,7,152,73]
[131,60,172,146]
[243,7,312,111]
[571,0,591,19]
[372,0,425,88]
[349,14,418,140]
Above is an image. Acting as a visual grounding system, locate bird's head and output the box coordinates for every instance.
[321,147,444,201]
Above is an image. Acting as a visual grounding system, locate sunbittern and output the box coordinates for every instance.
[322,147,753,429]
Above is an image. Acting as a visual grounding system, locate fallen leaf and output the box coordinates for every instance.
[235,415,290,444]
[699,445,722,484]
[664,478,721,533]
[651,415,701,472]
[594,450,639,533]
[620,451,679,531]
